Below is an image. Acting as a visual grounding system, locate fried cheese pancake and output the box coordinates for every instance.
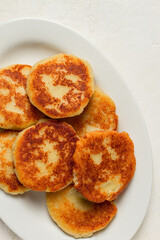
[13,120,78,191]
[0,130,28,195]
[0,64,44,130]
[27,54,94,118]
[64,86,118,137]
[46,184,117,238]
[73,131,136,202]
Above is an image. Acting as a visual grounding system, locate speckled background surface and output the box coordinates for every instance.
[0,0,159,239]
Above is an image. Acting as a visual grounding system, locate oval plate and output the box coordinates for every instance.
[0,19,152,240]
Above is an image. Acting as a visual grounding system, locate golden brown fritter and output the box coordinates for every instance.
[27,54,94,118]
[64,86,118,137]
[0,130,28,195]
[46,184,117,238]
[73,131,136,202]
[13,120,78,192]
[0,64,44,130]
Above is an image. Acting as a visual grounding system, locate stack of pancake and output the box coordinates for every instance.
[0,54,136,238]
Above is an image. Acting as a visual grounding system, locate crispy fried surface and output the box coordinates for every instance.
[27,54,94,118]
[13,120,78,191]
[46,184,117,238]
[64,86,118,137]
[0,130,28,195]
[73,131,136,202]
[0,64,44,130]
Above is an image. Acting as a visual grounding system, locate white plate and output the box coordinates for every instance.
[0,19,152,240]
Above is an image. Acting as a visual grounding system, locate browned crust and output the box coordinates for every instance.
[46,184,117,237]
[64,86,118,136]
[73,131,136,202]
[0,64,44,130]
[13,120,78,191]
[27,54,94,118]
[0,130,27,194]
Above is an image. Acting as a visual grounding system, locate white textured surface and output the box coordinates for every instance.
[0,0,159,239]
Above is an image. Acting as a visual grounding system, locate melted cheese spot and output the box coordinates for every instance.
[20,66,30,77]
[106,146,119,160]
[35,139,61,177]
[0,75,15,85]
[36,140,59,177]
[38,126,48,136]
[35,161,50,177]
[40,140,59,165]
[41,74,70,99]
[65,74,81,83]
[15,86,26,95]
[0,89,10,95]
[103,137,111,146]
[90,152,102,165]
[5,97,24,115]
[98,175,123,194]
[85,125,101,133]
